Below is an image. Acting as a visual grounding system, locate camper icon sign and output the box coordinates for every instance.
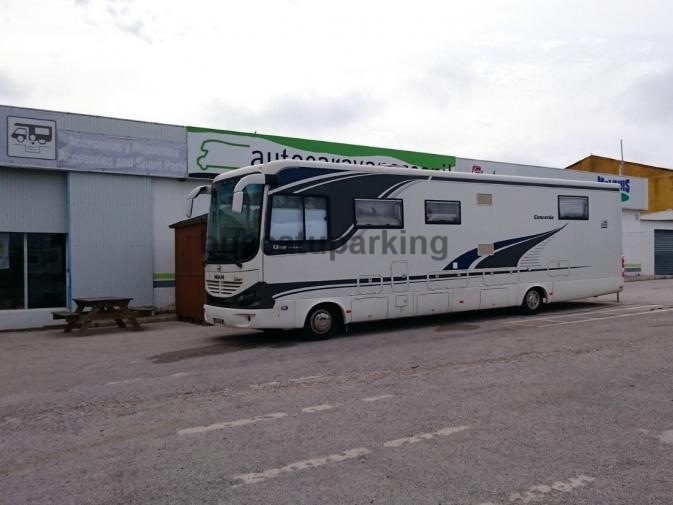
[7,116,57,160]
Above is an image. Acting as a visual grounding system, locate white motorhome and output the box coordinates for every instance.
[187,160,623,339]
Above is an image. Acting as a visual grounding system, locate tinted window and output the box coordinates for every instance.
[354,199,403,228]
[425,200,461,224]
[558,196,589,220]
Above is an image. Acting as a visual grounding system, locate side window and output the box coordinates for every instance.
[269,195,328,241]
[304,197,328,240]
[558,195,589,220]
[354,199,403,228]
[270,195,303,241]
[425,200,461,224]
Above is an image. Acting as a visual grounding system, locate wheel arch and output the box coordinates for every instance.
[519,284,550,304]
[294,298,349,329]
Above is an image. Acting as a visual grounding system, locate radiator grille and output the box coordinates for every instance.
[206,279,243,296]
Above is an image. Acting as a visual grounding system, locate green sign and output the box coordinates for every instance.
[187,126,456,176]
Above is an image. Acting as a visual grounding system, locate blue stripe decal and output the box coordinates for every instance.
[445,226,566,270]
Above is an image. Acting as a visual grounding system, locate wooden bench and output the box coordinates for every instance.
[52,311,87,324]
[128,305,154,317]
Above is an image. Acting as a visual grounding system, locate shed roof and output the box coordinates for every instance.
[169,213,207,228]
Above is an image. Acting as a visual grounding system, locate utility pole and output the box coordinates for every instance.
[619,139,624,175]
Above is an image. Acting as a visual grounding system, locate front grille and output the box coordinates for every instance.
[206,279,243,296]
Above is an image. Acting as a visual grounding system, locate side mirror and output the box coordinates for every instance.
[186,185,210,217]
[231,173,266,213]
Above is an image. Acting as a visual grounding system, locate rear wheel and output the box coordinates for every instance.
[303,305,341,340]
[521,288,543,315]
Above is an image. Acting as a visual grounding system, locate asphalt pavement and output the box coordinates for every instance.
[1,279,672,505]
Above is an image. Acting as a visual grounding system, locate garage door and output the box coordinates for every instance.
[654,230,673,275]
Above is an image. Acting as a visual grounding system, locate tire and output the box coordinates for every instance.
[15,135,25,143]
[521,288,543,315]
[302,305,341,340]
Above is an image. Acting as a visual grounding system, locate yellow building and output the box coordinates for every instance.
[567,155,673,213]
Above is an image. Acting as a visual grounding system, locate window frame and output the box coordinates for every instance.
[353,198,404,229]
[558,195,589,221]
[424,199,462,225]
[267,194,330,243]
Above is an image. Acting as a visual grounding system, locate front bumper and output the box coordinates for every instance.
[204,301,296,330]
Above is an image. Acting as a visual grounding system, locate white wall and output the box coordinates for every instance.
[151,178,210,311]
[0,308,67,331]
[621,210,673,275]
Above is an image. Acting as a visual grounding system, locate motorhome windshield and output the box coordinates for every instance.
[206,176,263,264]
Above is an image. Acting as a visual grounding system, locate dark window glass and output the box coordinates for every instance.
[0,233,25,310]
[27,234,67,309]
[558,196,589,220]
[425,200,461,224]
[354,199,403,228]
[206,177,263,264]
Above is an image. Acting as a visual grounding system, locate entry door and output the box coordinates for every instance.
[391,260,409,292]
[654,230,673,275]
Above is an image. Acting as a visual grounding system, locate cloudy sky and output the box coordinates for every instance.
[1,0,672,169]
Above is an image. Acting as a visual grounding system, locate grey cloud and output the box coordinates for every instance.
[72,0,152,42]
[115,19,151,43]
[207,93,380,133]
[105,0,153,44]
[618,66,673,124]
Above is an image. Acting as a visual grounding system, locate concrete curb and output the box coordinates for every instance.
[625,275,673,282]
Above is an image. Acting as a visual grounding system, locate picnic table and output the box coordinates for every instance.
[52,297,149,335]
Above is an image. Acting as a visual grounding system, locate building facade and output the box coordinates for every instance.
[568,155,673,276]
[0,106,455,330]
[1,105,671,330]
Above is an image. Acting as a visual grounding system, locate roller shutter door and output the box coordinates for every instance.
[654,230,673,275]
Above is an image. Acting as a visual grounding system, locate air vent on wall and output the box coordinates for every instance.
[477,193,493,205]
[478,243,495,256]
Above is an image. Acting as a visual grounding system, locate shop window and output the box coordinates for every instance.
[0,232,67,310]
[27,234,67,309]
[0,233,25,310]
